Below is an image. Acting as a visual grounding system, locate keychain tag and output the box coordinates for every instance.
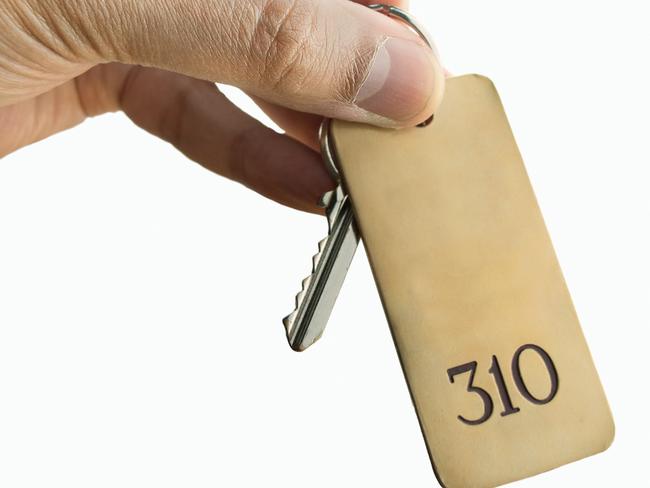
[329,75,614,487]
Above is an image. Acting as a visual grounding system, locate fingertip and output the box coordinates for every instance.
[353,44,446,129]
[354,33,444,127]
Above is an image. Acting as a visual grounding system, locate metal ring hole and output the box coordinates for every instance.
[417,114,434,128]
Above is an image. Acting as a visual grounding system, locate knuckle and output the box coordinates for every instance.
[246,0,377,104]
[64,1,135,63]
[2,0,124,64]
[1,1,75,62]
[249,0,322,92]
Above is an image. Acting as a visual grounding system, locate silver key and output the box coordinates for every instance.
[282,119,360,351]
[283,185,360,351]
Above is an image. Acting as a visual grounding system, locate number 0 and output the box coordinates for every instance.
[511,344,559,405]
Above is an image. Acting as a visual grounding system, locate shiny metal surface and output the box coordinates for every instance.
[318,118,339,180]
[283,184,360,351]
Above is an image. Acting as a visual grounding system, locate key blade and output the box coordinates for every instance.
[283,195,359,351]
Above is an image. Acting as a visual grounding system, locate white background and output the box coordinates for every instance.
[1,1,648,486]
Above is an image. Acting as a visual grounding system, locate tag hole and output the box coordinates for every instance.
[417,114,434,127]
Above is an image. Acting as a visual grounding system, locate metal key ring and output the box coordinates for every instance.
[367,4,434,49]
[320,4,435,179]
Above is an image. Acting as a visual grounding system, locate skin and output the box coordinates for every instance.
[0,0,444,213]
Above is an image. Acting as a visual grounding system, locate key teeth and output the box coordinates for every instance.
[313,237,327,269]
[318,237,328,253]
[295,290,306,305]
[283,187,353,352]
[286,234,329,340]
[283,313,295,332]
[302,275,312,289]
[312,253,320,269]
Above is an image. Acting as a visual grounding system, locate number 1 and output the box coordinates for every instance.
[488,355,520,417]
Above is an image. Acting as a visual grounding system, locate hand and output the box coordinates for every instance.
[0,0,444,212]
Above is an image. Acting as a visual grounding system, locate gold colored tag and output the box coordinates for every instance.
[330,75,614,488]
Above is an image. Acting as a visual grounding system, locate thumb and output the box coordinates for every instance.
[64,0,444,127]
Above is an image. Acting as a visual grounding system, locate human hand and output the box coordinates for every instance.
[0,0,444,212]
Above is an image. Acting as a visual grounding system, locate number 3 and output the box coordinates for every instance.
[447,361,494,426]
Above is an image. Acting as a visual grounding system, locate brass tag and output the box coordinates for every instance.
[330,75,614,487]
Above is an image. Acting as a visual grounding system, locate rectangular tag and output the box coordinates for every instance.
[330,75,614,487]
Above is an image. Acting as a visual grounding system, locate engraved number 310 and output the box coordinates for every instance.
[447,344,559,426]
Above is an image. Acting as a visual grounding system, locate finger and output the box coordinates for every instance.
[111,66,334,213]
[250,95,322,151]
[48,0,444,128]
[1,63,333,213]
